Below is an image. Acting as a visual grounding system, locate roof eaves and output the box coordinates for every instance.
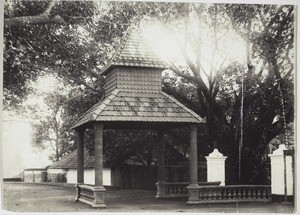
[160,91,205,123]
[71,97,104,129]
[71,89,120,129]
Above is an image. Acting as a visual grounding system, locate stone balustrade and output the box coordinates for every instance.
[189,185,271,204]
[156,181,221,198]
[156,182,271,204]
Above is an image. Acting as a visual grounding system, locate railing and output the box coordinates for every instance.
[192,185,271,204]
[156,182,271,204]
[156,181,221,198]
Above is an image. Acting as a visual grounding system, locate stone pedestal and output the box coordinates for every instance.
[205,149,227,186]
[186,184,200,204]
[92,186,106,208]
[75,184,106,208]
[155,181,167,198]
[268,144,294,202]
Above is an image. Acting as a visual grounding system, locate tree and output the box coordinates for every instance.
[4,1,294,183]
[155,4,294,184]
[3,1,188,109]
[4,0,64,28]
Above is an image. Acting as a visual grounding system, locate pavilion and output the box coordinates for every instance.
[71,27,205,207]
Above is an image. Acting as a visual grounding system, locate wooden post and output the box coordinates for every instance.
[93,123,106,207]
[76,128,85,184]
[189,124,198,185]
[94,123,104,186]
[158,132,166,182]
[156,131,166,198]
[187,124,200,204]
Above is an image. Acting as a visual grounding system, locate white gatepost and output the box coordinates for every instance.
[205,149,227,186]
[268,144,293,202]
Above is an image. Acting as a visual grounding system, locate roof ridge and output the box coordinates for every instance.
[112,26,136,63]
[160,91,205,123]
[100,26,137,75]
[93,89,120,119]
[71,96,106,129]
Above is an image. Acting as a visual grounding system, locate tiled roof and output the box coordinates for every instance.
[101,27,169,75]
[48,149,99,169]
[72,89,205,129]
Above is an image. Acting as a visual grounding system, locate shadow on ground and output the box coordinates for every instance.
[2,182,295,213]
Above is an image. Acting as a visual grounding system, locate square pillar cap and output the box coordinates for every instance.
[205,149,227,159]
[207,149,226,158]
[270,144,287,156]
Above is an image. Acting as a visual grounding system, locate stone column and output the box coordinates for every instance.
[205,149,227,185]
[76,128,85,184]
[187,124,200,204]
[93,123,106,207]
[268,144,294,202]
[156,131,166,198]
[75,128,84,202]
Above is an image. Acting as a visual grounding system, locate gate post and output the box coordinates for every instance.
[205,149,227,185]
[268,144,294,202]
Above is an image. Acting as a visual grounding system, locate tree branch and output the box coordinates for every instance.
[4,0,64,28]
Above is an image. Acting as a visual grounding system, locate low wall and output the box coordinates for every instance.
[23,169,47,183]
[67,168,111,186]
[47,169,67,183]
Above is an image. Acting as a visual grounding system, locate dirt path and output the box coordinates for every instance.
[2,182,295,213]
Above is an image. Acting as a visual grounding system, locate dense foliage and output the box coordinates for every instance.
[3,1,294,184]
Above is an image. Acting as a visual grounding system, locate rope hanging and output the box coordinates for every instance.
[238,65,245,182]
[277,79,288,146]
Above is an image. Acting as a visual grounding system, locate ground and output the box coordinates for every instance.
[1,182,295,213]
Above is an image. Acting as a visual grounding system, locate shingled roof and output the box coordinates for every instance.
[72,26,205,129]
[48,149,106,169]
[72,89,204,128]
[101,27,169,75]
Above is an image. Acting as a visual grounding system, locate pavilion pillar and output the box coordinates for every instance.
[93,123,106,207]
[76,128,85,184]
[156,131,166,198]
[75,128,84,202]
[187,124,200,204]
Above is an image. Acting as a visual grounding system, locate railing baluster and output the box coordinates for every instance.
[247,189,252,200]
[217,188,221,200]
[237,189,242,200]
[257,189,261,199]
[200,189,203,200]
[223,189,227,200]
[228,189,232,199]
[212,189,215,200]
[207,189,211,200]
[252,189,257,200]
[262,189,266,200]
[233,189,237,200]
[242,189,246,199]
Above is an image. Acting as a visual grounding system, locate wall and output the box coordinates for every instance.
[66,168,111,186]
[47,168,67,182]
[23,170,47,182]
